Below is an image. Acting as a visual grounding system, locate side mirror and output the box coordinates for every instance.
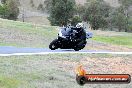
[86,32,93,39]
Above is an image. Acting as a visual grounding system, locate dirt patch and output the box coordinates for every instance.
[85,40,132,52]
[82,57,132,75]
[56,55,132,76]
[18,16,50,26]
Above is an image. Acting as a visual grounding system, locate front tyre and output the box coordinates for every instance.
[49,39,58,50]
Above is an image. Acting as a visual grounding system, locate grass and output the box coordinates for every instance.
[0,18,58,48]
[0,54,131,88]
[0,18,132,49]
[0,54,86,88]
[0,76,20,88]
[93,35,132,48]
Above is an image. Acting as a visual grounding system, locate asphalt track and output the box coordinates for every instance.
[0,46,131,56]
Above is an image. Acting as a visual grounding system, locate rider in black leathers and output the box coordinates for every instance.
[70,23,86,43]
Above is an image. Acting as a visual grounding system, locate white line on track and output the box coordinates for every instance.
[0,52,132,56]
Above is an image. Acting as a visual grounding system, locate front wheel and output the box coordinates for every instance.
[49,39,58,50]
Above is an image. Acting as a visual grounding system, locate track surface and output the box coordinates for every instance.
[0,46,107,54]
[0,46,131,56]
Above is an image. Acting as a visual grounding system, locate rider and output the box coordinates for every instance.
[60,23,86,42]
[73,23,86,42]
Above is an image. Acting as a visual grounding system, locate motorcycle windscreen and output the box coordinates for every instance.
[60,28,73,36]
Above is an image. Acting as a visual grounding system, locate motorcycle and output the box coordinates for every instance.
[49,26,92,51]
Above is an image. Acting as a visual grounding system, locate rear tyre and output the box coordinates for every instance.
[49,39,58,50]
[74,41,87,51]
[74,47,81,51]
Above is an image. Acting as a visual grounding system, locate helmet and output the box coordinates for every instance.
[76,23,84,28]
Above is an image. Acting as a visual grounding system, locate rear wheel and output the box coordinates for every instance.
[49,39,58,50]
[74,41,87,51]
[74,46,81,51]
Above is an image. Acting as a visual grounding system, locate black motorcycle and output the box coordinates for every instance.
[49,26,88,51]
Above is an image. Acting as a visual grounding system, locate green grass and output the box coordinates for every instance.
[0,76,20,88]
[93,35,132,48]
[0,54,87,88]
[0,18,132,48]
[0,18,58,48]
[0,54,131,88]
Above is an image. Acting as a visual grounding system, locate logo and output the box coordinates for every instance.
[75,64,131,86]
